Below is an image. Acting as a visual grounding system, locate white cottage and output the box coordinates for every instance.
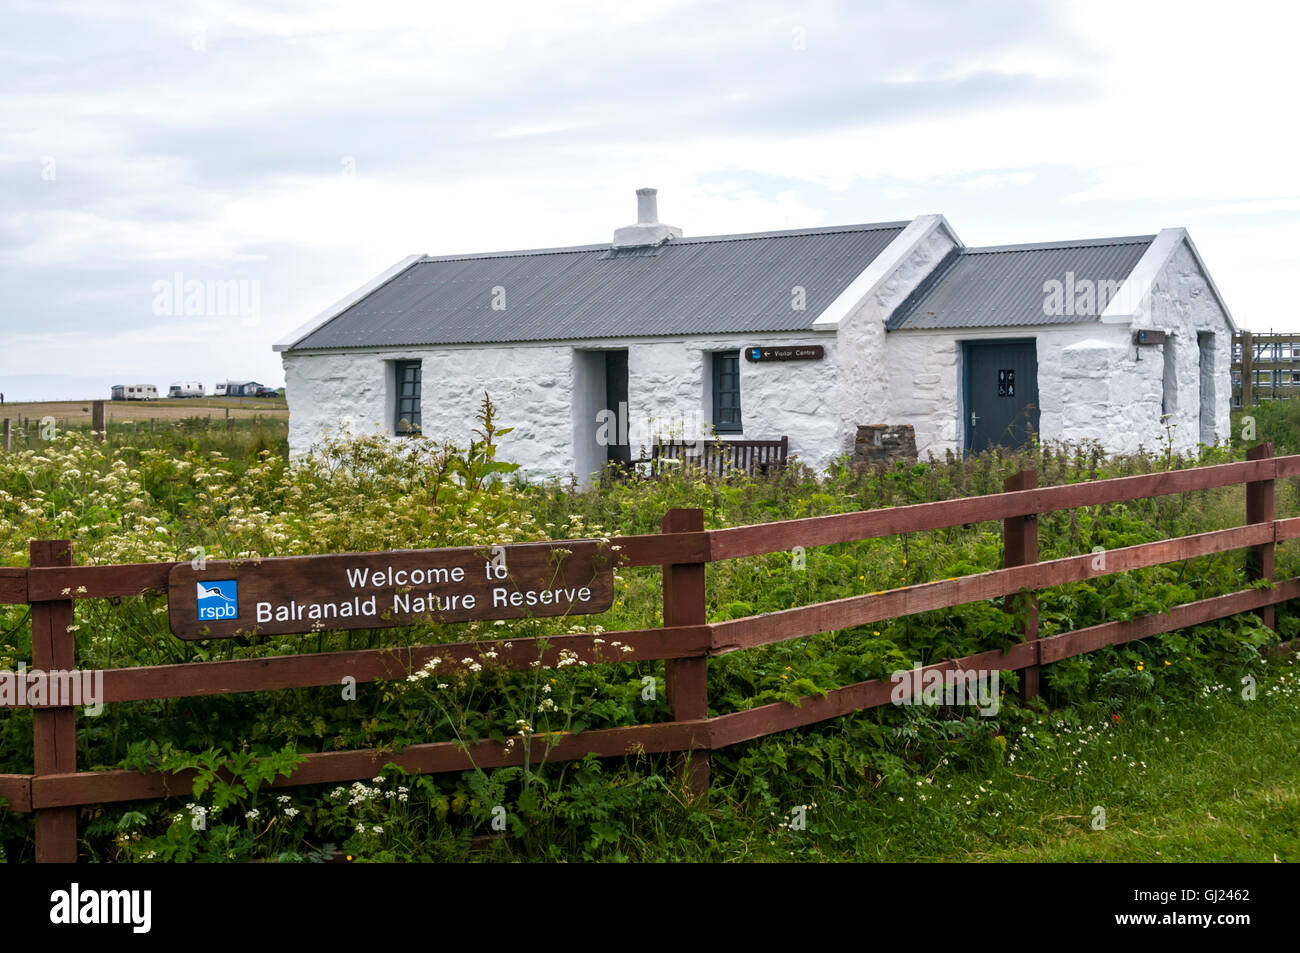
[275,190,1236,483]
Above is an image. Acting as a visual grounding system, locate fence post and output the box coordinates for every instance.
[1003,469,1040,701]
[2,418,9,452]
[662,508,709,798]
[30,539,78,862]
[92,400,105,443]
[1246,443,1275,631]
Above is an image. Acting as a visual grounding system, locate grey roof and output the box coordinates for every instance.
[886,235,1156,331]
[287,222,908,349]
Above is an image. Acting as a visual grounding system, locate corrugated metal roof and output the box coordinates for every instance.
[287,223,908,349]
[886,235,1156,331]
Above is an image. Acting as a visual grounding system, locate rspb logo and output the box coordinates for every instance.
[196,580,239,621]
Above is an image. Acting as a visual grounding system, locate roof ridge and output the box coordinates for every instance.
[963,235,1158,254]
[676,221,910,244]
[416,221,910,263]
[419,242,609,262]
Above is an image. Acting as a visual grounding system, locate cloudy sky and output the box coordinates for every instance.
[2,0,1296,401]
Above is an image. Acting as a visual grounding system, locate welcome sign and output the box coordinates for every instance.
[168,540,615,640]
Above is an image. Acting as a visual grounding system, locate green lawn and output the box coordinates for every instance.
[680,659,1300,862]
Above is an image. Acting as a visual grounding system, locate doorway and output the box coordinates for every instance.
[963,339,1040,453]
[604,349,630,467]
[1197,332,1216,444]
[572,348,630,485]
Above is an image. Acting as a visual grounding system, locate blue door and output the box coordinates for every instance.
[964,340,1039,453]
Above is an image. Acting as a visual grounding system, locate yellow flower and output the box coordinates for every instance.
[1164,660,1171,666]
[1136,663,1144,671]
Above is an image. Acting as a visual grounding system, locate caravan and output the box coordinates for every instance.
[168,381,205,398]
[112,384,159,401]
[215,380,264,397]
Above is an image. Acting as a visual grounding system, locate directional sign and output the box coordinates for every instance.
[746,345,825,362]
[168,540,614,640]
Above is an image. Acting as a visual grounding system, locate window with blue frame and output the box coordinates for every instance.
[712,350,742,433]
[394,360,422,435]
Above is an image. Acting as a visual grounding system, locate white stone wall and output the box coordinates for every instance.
[282,345,575,477]
[627,334,839,472]
[283,330,841,483]
[1136,240,1234,449]
[831,223,959,457]
[1054,330,1164,453]
[879,329,962,457]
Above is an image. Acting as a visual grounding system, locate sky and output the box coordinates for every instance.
[2,0,1297,402]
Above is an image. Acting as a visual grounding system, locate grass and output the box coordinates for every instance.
[431,657,1300,862]
[1,398,1297,862]
[833,668,1300,862]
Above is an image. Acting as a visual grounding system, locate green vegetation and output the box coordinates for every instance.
[1238,400,1300,455]
[0,401,1296,862]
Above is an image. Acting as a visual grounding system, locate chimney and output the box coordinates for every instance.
[613,187,682,248]
[637,187,658,224]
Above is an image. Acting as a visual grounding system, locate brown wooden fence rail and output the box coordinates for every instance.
[2,443,1298,861]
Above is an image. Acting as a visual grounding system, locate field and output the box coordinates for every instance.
[0,401,1298,862]
[0,396,287,427]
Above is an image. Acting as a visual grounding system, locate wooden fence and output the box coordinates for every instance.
[1234,330,1300,406]
[1,443,1298,861]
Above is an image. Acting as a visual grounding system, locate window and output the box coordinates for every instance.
[394,360,422,435]
[712,351,742,433]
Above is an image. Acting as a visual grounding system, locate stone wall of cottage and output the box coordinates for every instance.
[282,330,841,484]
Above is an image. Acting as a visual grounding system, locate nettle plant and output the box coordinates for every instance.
[107,743,305,862]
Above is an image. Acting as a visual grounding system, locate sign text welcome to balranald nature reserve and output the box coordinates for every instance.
[167,540,614,640]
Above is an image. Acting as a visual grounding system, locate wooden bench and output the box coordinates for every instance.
[649,436,789,478]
